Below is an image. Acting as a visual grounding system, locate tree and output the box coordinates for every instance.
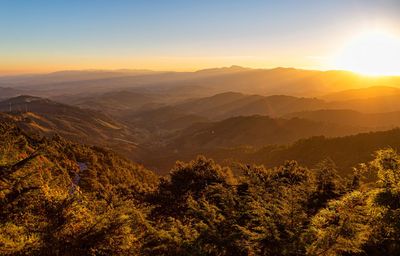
[148,156,235,218]
[366,149,400,255]
[308,159,344,214]
[307,191,373,256]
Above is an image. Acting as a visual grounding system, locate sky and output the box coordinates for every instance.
[0,0,399,74]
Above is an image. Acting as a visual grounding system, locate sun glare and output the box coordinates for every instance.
[333,30,400,76]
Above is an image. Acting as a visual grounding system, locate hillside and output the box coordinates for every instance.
[0,120,159,255]
[136,127,400,175]
[128,90,400,130]
[62,91,166,117]
[248,128,400,174]
[0,96,148,157]
[0,120,158,191]
[169,115,367,149]
[204,129,400,176]
[0,87,25,100]
[128,92,326,130]
[135,115,371,173]
[285,109,400,129]
[327,94,400,113]
[322,86,400,101]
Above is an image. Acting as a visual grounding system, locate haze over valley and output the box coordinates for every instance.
[2,67,400,174]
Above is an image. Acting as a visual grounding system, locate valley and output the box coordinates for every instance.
[2,67,400,174]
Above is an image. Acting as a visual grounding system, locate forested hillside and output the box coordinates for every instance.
[138,128,400,174]
[169,115,366,149]
[0,96,151,158]
[2,120,400,255]
[0,121,157,255]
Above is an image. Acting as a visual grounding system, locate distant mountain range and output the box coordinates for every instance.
[321,86,400,101]
[2,67,400,98]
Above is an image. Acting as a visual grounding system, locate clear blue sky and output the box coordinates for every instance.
[0,0,399,74]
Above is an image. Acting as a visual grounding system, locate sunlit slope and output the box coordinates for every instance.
[0,96,146,156]
[0,120,158,193]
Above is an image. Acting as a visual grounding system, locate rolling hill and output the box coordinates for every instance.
[127,88,400,128]
[285,109,400,129]
[61,91,167,117]
[169,115,367,149]
[135,114,371,173]
[247,128,400,175]
[0,96,148,158]
[128,92,326,130]
[140,128,400,175]
[322,86,400,101]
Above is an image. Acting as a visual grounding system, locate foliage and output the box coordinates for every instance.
[3,121,400,255]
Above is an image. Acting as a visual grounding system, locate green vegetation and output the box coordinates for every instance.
[2,120,400,255]
[0,121,157,255]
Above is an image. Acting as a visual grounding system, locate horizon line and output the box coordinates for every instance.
[2,65,397,78]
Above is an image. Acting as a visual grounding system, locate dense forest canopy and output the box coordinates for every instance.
[2,120,400,255]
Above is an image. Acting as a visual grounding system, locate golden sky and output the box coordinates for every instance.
[1,1,399,75]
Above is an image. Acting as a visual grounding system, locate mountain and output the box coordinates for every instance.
[285,109,400,130]
[0,119,159,255]
[169,115,367,149]
[0,96,147,158]
[3,67,400,99]
[126,90,400,142]
[129,92,326,130]
[0,95,89,114]
[170,90,400,121]
[0,87,28,100]
[327,94,400,113]
[322,86,400,101]
[0,69,160,88]
[136,115,370,173]
[246,128,400,175]
[59,91,167,117]
[194,65,250,74]
[142,128,400,175]
[0,119,157,191]
[132,108,209,132]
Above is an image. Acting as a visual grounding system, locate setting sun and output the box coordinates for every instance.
[333,30,400,76]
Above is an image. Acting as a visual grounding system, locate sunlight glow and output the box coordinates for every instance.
[333,30,400,76]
